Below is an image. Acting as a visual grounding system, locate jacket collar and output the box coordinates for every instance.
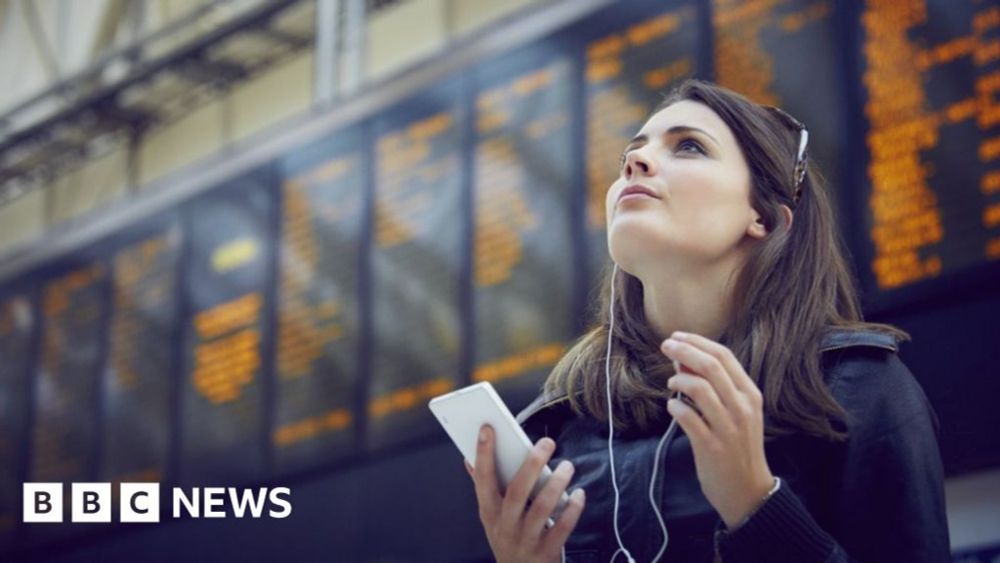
[515,328,898,425]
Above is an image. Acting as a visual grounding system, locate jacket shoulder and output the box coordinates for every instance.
[819,328,899,354]
[820,331,939,439]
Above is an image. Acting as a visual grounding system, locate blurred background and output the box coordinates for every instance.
[0,0,997,561]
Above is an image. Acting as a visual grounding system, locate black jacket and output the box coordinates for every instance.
[515,329,951,562]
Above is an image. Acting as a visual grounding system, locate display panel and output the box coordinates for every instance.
[367,80,466,451]
[30,261,107,485]
[578,1,704,292]
[471,40,578,411]
[712,0,850,222]
[178,169,275,484]
[857,1,1000,298]
[0,290,37,546]
[100,215,181,488]
[274,127,366,472]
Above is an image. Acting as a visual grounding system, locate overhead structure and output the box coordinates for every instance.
[0,0,330,206]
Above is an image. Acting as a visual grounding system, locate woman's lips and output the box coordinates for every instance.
[617,184,661,203]
[618,192,657,203]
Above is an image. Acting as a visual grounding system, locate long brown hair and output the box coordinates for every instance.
[545,79,908,442]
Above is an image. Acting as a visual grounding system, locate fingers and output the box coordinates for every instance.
[523,459,575,537]
[540,488,586,556]
[662,337,740,409]
[499,437,556,532]
[667,373,730,432]
[669,332,758,396]
[472,425,502,521]
[668,395,714,445]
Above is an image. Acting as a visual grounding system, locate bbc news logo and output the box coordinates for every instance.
[23,483,292,523]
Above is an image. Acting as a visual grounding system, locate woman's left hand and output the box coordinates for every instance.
[660,331,776,530]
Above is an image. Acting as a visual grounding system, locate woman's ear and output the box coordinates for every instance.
[780,204,794,231]
[748,213,768,239]
[748,205,793,238]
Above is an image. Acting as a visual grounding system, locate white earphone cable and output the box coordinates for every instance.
[607,264,636,563]
[605,263,675,563]
[647,418,677,563]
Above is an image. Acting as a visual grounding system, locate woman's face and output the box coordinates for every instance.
[605,100,767,277]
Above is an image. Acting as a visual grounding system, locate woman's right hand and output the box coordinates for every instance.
[465,424,586,563]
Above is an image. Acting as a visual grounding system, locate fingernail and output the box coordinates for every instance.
[540,438,555,453]
[672,331,688,339]
[572,488,585,501]
[479,426,488,443]
[556,459,573,474]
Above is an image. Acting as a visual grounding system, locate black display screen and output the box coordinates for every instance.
[274,127,366,472]
[471,38,578,412]
[367,79,466,452]
[178,169,275,485]
[100,215,181,487]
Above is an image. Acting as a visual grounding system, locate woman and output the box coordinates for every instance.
[465,79,951,562]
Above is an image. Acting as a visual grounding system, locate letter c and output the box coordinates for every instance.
[130,491,149,514]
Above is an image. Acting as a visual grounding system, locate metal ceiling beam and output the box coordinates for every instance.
[0,0,613,277]
[90,100,156,133]
[0,0,223,126]
[315,0,341,105]
[175,55,249,86]
[22,0,61,80]
[0,0,302,205]
[89,0,130,60]
[258,26,311,49]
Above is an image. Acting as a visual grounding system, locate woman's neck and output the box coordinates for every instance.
[637,264,736,344]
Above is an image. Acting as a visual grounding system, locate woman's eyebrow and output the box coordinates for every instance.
[624,125,720,152]
[666,125,719,147]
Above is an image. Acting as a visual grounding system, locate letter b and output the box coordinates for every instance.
[83,491,100,514]
[37,492,52,513]
[72,483,111,522]
[23,483,62,523]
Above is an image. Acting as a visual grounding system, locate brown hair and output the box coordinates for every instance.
[545,79,909,441]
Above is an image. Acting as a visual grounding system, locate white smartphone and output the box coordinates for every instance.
[428,382,570,521]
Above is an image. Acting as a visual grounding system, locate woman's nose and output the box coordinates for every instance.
[623,150,654,178]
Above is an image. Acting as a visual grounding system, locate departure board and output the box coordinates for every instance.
[712,0,849,222]
[367,81,465,451]
[0,291,35,546]
[30,262,107,485]
[578,1,702,291]
[856,0,1000,297]
[100,216,181,487]
[471,41,576,411]
[274,128,365,472]
[179,170,275,484]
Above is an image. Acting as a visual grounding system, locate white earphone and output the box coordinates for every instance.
[604,263,679,563]
[560,263,680,563]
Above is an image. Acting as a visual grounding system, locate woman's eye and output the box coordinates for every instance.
[619,139,703,168]
[677,139,704,154]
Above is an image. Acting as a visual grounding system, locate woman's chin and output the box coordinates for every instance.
[608,237,666,273]
[609,215,665,246]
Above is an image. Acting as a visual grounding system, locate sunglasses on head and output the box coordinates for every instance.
[763,105,809,195]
